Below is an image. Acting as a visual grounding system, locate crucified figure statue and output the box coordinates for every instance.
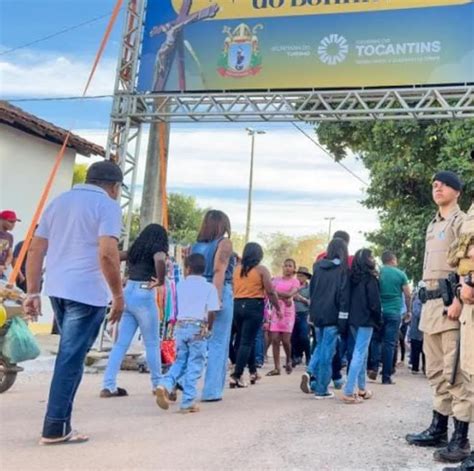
[150,0,219,91]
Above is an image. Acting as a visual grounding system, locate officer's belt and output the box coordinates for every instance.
[425,289,443,301]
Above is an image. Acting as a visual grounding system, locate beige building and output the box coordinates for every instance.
[0,101,105,330]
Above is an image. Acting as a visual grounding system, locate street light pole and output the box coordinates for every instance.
[245,128,265,244]
[324,217,335,241]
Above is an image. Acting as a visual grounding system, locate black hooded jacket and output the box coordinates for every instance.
[309,259,350,327]
[349,273,382,329]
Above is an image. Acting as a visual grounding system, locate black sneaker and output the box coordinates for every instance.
[382,378,396,385]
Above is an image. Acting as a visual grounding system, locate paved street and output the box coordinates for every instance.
[2,343,470,471]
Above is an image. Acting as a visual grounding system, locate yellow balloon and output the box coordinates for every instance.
[0,304,6,328]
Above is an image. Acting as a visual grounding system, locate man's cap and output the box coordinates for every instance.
[86,161,124,184]
[296,266,312,279]
[0,210,21,222]
[432,171,463,192]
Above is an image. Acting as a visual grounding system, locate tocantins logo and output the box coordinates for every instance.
[318,34,349,65]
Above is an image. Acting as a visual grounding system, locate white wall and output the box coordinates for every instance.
[0,124,77,327]
[0,124,76,241]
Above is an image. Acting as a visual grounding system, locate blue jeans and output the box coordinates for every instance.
[202,283,233,401]
[368,317,400,381]
[291,312,311,364]
[307,326,339,395]
[381,318,400,381]
[103,281,161,392]
[160,324,207,409]
[254,324,265,366]
[344,326,373,396]
[43,298,106,439]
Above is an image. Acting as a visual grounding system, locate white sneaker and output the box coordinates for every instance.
[300,373,311,394]
[314,392,335,400]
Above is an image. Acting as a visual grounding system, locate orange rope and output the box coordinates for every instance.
[7,0,124,287]
[159,122,169,230]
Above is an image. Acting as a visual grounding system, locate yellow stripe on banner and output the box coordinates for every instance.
[171,0,471,19]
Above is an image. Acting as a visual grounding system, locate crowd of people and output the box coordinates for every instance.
[7,159,472,470]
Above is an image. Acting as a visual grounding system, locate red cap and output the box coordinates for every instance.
[0,210,21,222]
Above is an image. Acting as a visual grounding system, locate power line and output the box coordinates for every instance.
[0,11,118,56]
[4,95,113,103]
[291,122,369,186]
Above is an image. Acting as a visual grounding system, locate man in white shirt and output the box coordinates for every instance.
[24,160,124,445]
[156,253,220,414]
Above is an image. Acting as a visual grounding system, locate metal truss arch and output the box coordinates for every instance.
[123,85,474,123]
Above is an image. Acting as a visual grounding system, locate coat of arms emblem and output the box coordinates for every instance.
[217,23,263,78]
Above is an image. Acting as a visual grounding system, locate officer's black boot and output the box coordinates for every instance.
[442,452,474,471]
[435,418,471,463]
[406,410,449,447]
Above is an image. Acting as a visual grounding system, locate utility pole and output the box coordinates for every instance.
[324,217,335,241]
[245,128,266,244]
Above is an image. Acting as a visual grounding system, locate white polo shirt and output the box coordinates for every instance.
[36,184,122,307]
[176,275,220,321]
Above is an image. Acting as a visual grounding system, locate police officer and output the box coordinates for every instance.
[406,171,470,465]
[443,193,474,471]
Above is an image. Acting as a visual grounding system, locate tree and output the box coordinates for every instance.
[168,193,207,245]
[231,233,246,259]
[261,232,326,274]
[261,232,296,273]
[315,120,474,281]
[126,193,206,246]
[72,163,88,186]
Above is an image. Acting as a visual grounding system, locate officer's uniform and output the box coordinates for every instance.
[449,203,474,419]
[442,203,474,471]
[420,204,468,420]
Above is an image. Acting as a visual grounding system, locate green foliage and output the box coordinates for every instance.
[128,193,207,246]
[72,163,88,186]
[261,232,326,274]
[316,120,474,281]
[168,193,207,245]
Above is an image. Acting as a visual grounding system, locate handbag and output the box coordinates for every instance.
[161,338,176,365]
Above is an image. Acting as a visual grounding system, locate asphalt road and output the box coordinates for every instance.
[2,354,470,471]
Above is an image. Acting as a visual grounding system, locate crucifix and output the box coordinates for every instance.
[150,0,220,91]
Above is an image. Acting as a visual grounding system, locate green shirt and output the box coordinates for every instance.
[379,265,409,318]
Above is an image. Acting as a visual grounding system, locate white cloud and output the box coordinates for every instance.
[76,125,379,250]
[0,49,116,97]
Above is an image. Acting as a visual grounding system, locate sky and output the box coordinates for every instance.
[0,0,379,250]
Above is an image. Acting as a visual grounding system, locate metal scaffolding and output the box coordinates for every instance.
[106,0,474,247]
[128,85,474,123]
[106,0,146,248]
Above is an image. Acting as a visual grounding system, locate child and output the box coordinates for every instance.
[155,253,220,413]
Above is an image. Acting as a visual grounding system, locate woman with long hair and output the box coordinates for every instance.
[267,259,300,376]
[192,210,235,402]
[101,224,168,397]
[341,248,381,404]
[230,243,280,388]
[301,238,350,399]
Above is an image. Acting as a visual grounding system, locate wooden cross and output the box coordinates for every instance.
[150,0,219,91]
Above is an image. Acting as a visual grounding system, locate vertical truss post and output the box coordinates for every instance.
[106,0,147,247]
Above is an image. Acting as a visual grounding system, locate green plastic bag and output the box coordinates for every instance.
[3,317,41,363]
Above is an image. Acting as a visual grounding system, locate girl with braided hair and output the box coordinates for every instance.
[101,224,169,398]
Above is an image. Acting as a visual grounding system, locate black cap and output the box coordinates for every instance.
[86,161,123,184]
[432,171,463,192]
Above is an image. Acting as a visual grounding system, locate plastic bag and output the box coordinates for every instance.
[161,339,176,365]
[2,317,41,363]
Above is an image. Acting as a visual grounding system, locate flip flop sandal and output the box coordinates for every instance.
[39,431,89,446]
[285,364,293,375]
[266,369,281,376]
[358,390,373,400]
[341,394,363,405]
